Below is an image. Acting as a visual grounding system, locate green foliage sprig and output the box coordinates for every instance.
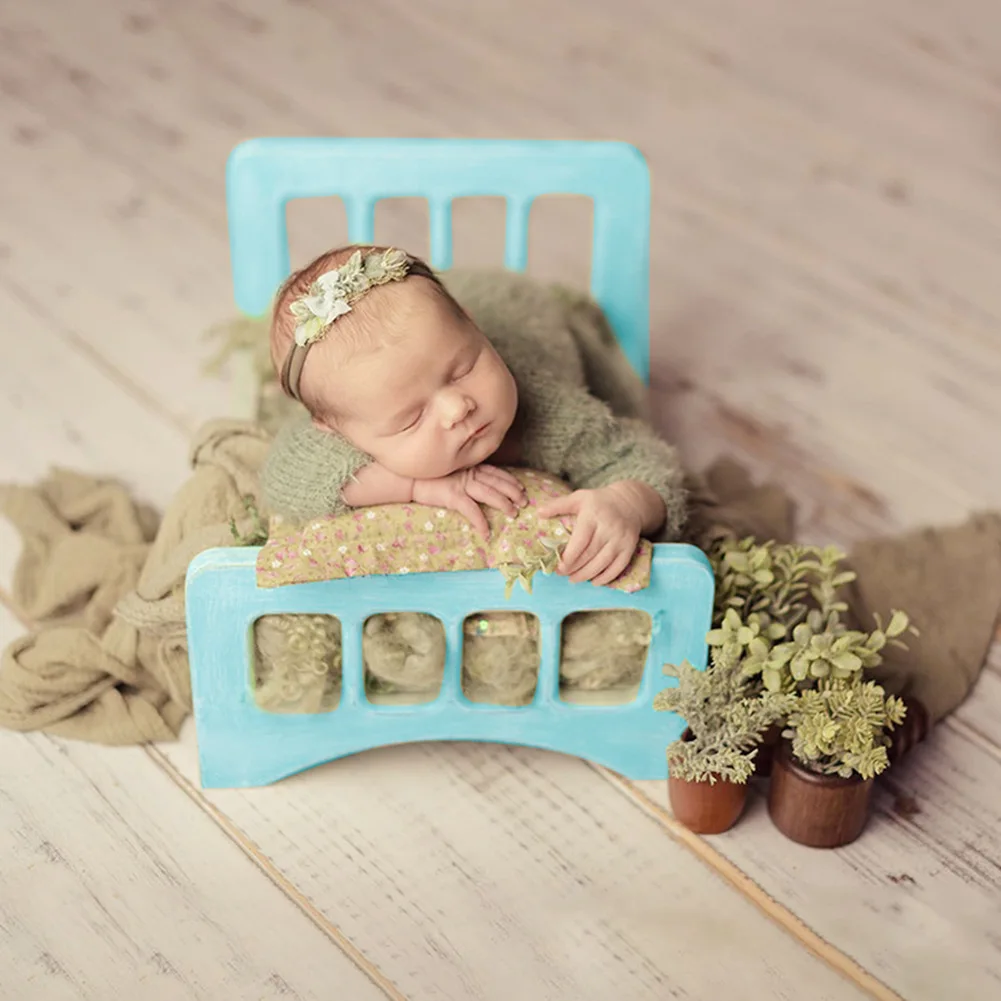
[782,681,908,780]
[654,656,795,784]
[229,494,269,547]
[497,536,565,599]
[707,537,913,693]
[657,535,916,782]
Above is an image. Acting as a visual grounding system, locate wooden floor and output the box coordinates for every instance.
[2,1,1000,998]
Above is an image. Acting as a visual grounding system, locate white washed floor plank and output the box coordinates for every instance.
[156,728,870,1001]
[0,602,392,1001]
[635,693,1001,1001]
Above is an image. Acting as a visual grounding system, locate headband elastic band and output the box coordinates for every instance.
[278,248,436,403]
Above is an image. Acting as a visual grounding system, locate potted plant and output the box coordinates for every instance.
[659,532,923,842]
[705,538,857,773]
[768,679,908,847]
[706,537,924,774]
[654,654,794,834]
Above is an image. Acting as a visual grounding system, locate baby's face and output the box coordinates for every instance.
[311,290,518,480]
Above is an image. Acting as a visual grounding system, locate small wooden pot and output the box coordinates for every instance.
[768,742,873,848]
[753,723,784,777]
[668,730,748,834]
[887,696,930,765]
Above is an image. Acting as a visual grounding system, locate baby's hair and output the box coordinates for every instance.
[269,244,466,420]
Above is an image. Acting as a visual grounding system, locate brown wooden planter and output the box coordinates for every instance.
[668,730,749,834]
[767,742,873,848]
[753,723,783,777]
[887,696,930,765]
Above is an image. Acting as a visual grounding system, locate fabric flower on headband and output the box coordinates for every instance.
[289,247,411,347]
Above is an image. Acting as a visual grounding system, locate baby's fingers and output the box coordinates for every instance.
[568,540,618,584]
[537,492,582,521]
[591,546,635,587]
[455,496,491,540]
[475,466,528,507]
[559,519,598,577]
[467,479,518,517]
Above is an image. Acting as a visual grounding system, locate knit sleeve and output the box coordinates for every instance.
[259,414,372,523]
[520,381,688,541]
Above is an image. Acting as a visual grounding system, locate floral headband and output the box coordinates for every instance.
[279,247,434,402]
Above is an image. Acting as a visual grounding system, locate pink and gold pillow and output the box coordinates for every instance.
[256,468,651,592]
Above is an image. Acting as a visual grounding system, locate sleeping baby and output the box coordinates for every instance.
[260,245,687,587]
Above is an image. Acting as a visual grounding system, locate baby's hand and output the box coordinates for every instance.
[537,483,653,585]
[412,465,528,539]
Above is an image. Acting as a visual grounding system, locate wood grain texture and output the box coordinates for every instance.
[2,0,1001,997]
[633,716,1001,1001]
[156,731,871,1001]
[0,602,393,1001]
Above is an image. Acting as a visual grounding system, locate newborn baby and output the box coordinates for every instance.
[261,245,687,586]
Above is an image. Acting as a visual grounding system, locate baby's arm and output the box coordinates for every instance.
[599,479,666,535]
[528,382,687,538]
[341,463,414,506]
[526,382,687,583]
[538,479,665,585]
[259,415,373,523]
[259,415,526,534]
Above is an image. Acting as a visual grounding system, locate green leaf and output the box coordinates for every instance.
[886,610,909,637]
[762,668,783,692]
[770,643,795,667]
[792,622,813,645]
[830,634,855,654]
[790,653,811,681]
[832,651,863,674]
[724,551,750,572]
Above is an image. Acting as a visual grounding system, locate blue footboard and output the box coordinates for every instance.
[185,543,714,788]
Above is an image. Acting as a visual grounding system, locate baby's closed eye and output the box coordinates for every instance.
[398,411,424,433]
[381,408,424,436]
[449,347,480,382]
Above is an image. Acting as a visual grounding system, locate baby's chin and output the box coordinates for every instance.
[466,418,513,467]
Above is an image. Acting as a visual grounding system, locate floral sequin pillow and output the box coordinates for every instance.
[256,468,651,593]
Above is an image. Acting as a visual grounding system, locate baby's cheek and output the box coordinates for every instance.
[481,366,516,420]
[388,434,462,481]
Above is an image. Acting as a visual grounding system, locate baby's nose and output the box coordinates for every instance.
[441,391,474,427]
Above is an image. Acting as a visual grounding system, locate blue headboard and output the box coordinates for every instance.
[225,138,652,382]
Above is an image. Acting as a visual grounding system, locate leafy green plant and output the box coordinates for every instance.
[656,535,916,783]
[782,680,908,780]
[710,537,853,635]
[229,494,269,547]
[706,537,914,694]
[654,656,795,784]
[708,604,912,694]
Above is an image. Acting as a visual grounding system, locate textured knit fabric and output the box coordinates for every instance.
[259,268,688,539]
